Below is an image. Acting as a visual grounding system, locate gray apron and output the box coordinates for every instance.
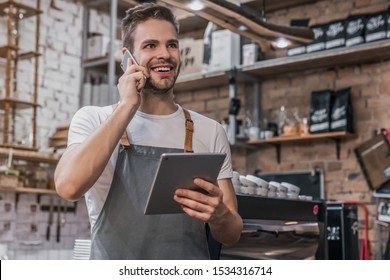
[90,108,210,259]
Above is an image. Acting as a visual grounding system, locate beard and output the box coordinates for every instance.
[143,61,181,95]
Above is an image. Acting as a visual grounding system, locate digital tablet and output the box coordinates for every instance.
[144,152,226,215]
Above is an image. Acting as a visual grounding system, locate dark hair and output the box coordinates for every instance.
[121,3,180,51]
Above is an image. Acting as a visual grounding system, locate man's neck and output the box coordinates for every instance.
[139,91,177,115]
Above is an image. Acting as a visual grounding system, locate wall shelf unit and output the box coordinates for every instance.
[0,0,42,151]
[246,132,355,163]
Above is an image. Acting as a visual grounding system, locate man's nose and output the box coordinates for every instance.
[156,46,170,59]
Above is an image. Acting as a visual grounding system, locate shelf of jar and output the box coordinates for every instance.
[246,131,355,163]
[0,1,42,19]
[0,147,60,164]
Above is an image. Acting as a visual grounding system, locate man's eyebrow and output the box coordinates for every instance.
[140,39,179,45]
[141,39,159,45]
[168,39,179,45]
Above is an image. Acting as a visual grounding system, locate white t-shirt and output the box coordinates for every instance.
[67,104,233,228]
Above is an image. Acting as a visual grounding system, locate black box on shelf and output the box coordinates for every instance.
[310,89,334,134]
[330,88,354,133]
[326,202,359,260]
[287,19,309,56]
[387,8,390,38]
[325,19,346,49]
[365,11,387,42]
[345,14,367,47]
[306,24,327,53]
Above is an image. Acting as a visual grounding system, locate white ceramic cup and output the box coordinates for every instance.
[281,182,300,195]
[248,126,260,140]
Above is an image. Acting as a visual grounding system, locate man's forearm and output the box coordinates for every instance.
[210,209,243,246]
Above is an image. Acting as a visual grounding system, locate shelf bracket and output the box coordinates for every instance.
[330,138,341,159]
[270,143,281,164]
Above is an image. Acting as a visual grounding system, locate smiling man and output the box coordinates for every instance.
[54,3,243,260]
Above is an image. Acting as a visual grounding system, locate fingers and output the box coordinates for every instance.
[173,178,224,222]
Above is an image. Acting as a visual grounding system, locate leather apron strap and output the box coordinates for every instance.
[183,108,193,153]
[112,104,193,152]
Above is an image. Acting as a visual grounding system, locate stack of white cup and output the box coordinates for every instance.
[281,182,301,199]
[232,172,303,201]
[246,175,269,196]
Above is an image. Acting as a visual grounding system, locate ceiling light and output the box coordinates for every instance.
[273,38,290,49]
[188,0,204,11]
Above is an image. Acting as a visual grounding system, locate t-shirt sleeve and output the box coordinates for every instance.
[214,122,233,180]
[67,106,102,146]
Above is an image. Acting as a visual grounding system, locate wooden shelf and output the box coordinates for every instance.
[0,44,18,58]
[0,1,42,19]
[0,98,39,110]
[174,40,390,92]
[246,132,355,163]
[246,131,355,145]
[18,51,41,60]
[241,40,390,78]
[0,147,60,164]
[0,186,57,195]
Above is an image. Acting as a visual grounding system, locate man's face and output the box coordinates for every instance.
[132,19,180,93]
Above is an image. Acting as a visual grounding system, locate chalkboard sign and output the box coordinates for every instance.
[255,168,324,200]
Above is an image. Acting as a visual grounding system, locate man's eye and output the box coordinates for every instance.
[168,43,178,48]
[145,44,155,49]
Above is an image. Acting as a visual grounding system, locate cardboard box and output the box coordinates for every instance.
[179,38,204,75]
[210,29,240,71]
[242,43,259,65]
[86,35,110,59]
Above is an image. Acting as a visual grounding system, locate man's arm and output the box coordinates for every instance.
[174,178,243,246]
[54,103,138,201]
[55,61,148,201]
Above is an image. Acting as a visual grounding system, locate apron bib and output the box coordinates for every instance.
[90,108,210,259]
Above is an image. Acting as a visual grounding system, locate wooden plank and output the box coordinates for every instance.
[159,0,313,44]
[246,132,355,145]
[0,147,60,164]
[0,45,18,58]
[0,98,38,110]
[0,186,57,195]
[242,40,390,77]
[18,51,41,60]
[0,1,42,18]
[241,0,320,13]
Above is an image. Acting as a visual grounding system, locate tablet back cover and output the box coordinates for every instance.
[144,153,226,215]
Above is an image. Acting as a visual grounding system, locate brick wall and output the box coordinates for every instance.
[176,0,390,259]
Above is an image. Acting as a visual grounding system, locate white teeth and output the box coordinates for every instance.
[154,67,170,72]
